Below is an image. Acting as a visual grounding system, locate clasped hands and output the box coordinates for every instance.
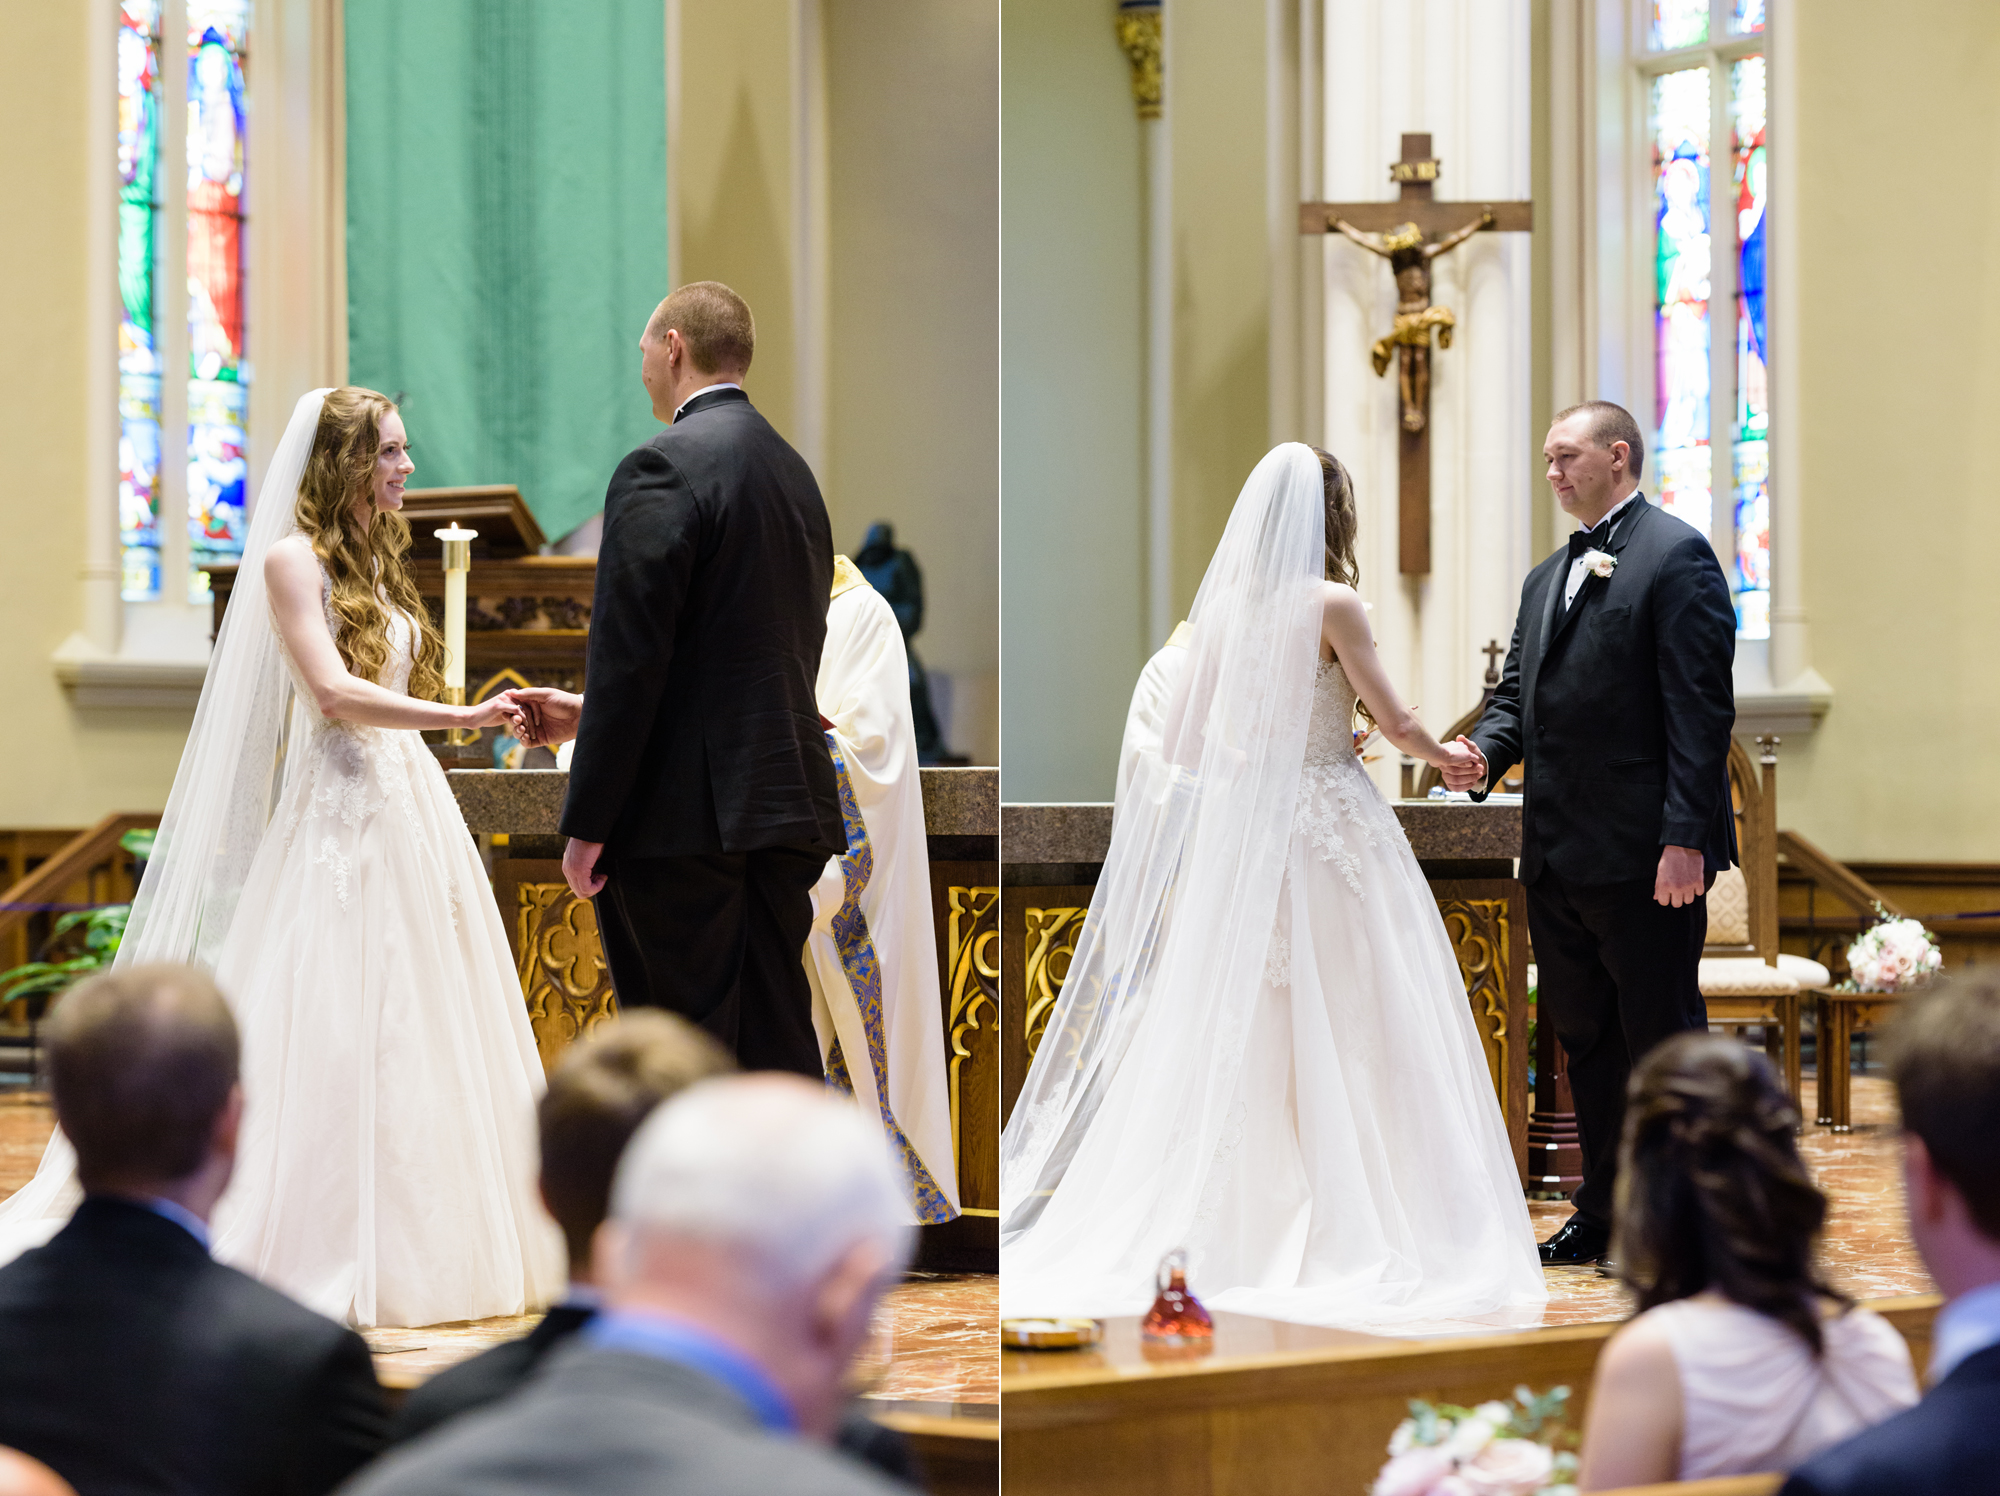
[458,686,585,747]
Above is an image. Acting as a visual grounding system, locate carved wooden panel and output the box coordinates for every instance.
[1000,885,1095,1126]
[930,863,999,1218]
[1433,879,1531,1183]
[493,859,618,1071]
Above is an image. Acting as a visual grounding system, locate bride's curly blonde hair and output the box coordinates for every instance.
[295,387,448,701]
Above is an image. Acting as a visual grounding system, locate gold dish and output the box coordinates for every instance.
[1000,1317,1104,1350]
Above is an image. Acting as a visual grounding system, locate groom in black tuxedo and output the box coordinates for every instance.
[557,281,845,1079]
[1450,401,1737,1266]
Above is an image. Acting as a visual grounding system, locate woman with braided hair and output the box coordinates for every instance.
[1577,1033,1918,1488]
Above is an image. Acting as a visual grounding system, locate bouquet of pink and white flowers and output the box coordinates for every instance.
[1370,1386,1577,1496]
[1844,906,1942,994]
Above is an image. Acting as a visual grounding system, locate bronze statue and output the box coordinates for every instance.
[1330,208,1494,433]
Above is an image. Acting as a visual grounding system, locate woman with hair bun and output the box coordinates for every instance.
[1578,1033,1919,1488]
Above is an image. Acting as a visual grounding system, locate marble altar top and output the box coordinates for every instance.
[1001,797,1521,864]
[447,765,998,839]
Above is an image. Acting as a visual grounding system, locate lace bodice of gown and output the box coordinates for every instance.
[1295,655,1407,894]
[1303,656,1363,769]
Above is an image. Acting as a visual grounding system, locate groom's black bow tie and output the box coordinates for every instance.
[1568,521,1615,560]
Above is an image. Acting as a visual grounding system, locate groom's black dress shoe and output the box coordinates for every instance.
[1538,1216,1611,1266]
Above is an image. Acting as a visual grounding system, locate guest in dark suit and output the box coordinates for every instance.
[1781,974,2000,1496]
[0,964,387,1496]
[551,281,845,1079]
[1450,401,1737,1265]
[346,1074,917,1496]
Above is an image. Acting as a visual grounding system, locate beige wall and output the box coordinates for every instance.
[0,3,194,830]
[1775,0,2000,861]
[823,0,999,766]
[999,0,1148,800]
[1168,2,1274,616]
[674,0,809,447]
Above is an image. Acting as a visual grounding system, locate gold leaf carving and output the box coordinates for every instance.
[517,882,618,1072]
[1023,906,1088,1059]
[945,885,999,1172]
[1439,897,1511,1122]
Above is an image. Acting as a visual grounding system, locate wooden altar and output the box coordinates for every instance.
[999,797,1533,1183]
[447,766,1000,1268]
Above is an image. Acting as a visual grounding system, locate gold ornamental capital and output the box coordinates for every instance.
[1115,1,1162,121]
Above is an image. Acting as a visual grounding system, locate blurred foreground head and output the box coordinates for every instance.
[45,964,241,1201]
[0,1447,75,1496]
[600,1074,915,1439]
[537,1010,734,1274]
[1614,1030,1842,1352]
[1884,972,2000,1296]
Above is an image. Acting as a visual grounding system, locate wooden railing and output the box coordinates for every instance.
[1777,829,1906,918]
[1596,1478,1782,1496]
[0,813,160,947]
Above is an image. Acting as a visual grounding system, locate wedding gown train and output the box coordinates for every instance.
[1002,655,1546,1329]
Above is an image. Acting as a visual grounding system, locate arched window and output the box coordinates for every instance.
[1640,0,1768,637]
[117,0,250,607]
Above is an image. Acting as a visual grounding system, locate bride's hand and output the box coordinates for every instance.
[1437,736,1487,792]
[462,695,521,731]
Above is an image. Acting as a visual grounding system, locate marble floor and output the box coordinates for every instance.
[0,1088,997,1410]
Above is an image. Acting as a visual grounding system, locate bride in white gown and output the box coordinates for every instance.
[1000,442,1546,1329]
[0,388,565,1328]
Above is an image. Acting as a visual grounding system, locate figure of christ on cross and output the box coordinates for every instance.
[1329,208,1495,434]
[1303,133,1532,574]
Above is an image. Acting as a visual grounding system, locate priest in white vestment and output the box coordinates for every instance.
[806,557,960,1225]
[1115,621,1190,805]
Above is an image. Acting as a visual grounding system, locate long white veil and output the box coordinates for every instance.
[1000,444,1326,1286]
[118,389,330,970]
[0,390,329,1249]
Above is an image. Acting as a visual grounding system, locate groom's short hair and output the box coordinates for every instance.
[1552,400,1646,481]
[537,1011,734,1268]
[46,963,240,1190]
[650,281,755,376]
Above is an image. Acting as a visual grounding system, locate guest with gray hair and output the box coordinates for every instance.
[345,1073,917,1496]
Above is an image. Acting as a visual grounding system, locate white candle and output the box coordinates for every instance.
[434,525,478,695]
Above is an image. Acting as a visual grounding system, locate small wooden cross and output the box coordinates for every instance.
[1482,637,1506,685]
[1302,134,1532,575]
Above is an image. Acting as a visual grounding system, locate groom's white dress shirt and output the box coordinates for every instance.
[1562,490,1646,607]
[672,381,744,422]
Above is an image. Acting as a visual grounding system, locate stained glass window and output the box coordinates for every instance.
[1652,0,1708,51]
[1652,66,1712,538]
[1732,0,1767,35]
[118,1,163,602]
[1731,55,1769,637]
[186,0,251,601]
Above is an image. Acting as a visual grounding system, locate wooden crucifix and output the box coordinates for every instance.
[1303,134,1532,575]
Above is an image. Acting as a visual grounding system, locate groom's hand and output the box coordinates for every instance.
[563,837,608,900]
[1655,845,1706,908]
[509,687,584,748]
[1439,736,1487,793]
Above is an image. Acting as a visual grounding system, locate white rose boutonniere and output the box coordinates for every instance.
[1580,549,1617,579]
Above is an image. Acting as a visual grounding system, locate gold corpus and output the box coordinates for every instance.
[945,885,1000,1173]
[1023,906,1088,1059]
[1114,8,1163,120]
[517,882,618,1072]
[1439,897,1512,1122]
[1369,305,1458,379]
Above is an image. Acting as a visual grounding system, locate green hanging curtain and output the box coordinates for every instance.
[344,1,667,542]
